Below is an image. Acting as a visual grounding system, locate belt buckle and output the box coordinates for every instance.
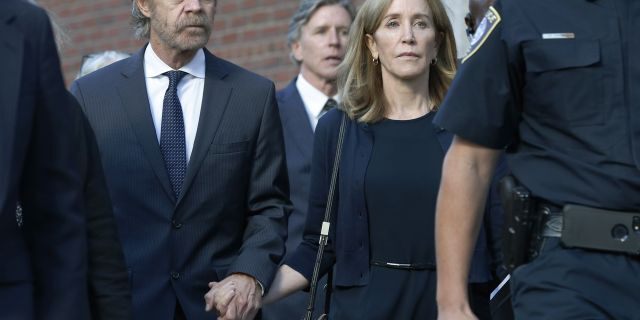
[542,215,563,237]
[384,262,412,268]
[539,204,563,238]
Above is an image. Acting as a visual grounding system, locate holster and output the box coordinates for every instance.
[498,176,544,271]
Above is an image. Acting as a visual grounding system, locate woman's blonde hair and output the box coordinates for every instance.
[338,0,457,123]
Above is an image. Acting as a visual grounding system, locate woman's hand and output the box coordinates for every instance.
[262,264,309,305]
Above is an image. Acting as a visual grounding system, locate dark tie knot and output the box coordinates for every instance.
[323,98,337,113]
[163,70,188,88]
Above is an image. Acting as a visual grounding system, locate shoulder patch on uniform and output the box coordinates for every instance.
[462,6,501,63]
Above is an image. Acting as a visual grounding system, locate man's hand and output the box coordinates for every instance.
[204,273,262,320]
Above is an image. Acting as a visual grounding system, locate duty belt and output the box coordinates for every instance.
[535,202,640,256]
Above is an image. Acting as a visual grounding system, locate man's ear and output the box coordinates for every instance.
[365,34,378,61]
[137,0,152,18]
[291,40,304,63]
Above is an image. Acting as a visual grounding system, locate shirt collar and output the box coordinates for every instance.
[144,44,206,79]
[296,74,340,119]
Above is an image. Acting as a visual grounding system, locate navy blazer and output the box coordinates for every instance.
[71,47,290,320]
[0,1,90,319]
[288,109,506,287]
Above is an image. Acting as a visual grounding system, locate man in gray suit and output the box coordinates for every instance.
[71,0,290,319]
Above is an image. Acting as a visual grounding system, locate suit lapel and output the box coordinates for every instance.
[116,47,176,202]
[177,50,232,205]
[279,80,314,160]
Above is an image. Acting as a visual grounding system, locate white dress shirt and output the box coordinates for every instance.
[295,74,340,131]
[144,45,205,164]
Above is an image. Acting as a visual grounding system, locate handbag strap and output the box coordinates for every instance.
[304,112,348,320]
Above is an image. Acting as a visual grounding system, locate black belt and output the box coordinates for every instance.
[370,259,435,270]
[536,202,640,256]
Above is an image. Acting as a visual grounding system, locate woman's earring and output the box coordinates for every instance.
[431,57,438,66]
[372,57,379,65]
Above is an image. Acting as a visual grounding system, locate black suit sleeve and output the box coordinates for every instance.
[18,6,91,319]
[227,83,291,291]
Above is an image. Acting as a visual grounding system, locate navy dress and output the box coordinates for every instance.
[330,111,443,319]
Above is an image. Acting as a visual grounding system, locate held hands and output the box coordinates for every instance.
[204,273,262,320]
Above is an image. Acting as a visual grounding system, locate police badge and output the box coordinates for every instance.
[462,6,501,63]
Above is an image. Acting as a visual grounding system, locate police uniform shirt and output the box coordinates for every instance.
[434,0,640,210]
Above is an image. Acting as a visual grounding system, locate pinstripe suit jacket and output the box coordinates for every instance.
[71,47,290,320]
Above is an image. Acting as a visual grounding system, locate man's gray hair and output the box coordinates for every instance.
[131,0,150,39]
[131,0,217,39]
[287,0,356,49]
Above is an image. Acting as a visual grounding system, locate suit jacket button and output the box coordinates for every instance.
[171,271,180,280]
[172,220,183,229]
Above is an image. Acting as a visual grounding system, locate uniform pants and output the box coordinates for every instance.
[511,237,640,319]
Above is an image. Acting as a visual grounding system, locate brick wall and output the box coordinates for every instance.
[38,0,365,89]
[38,0,467,89]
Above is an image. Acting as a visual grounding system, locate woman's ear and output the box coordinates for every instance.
[433,31,444,60]
[365,34,378,61]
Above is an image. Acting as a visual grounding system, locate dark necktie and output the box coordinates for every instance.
[321,98,337,115]
[160,70,187,198]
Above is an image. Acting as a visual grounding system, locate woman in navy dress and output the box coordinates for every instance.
[261,0,506,318]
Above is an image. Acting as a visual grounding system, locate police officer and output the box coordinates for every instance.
[433,0,640,319]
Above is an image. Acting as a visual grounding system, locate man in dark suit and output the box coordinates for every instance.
[261,1,354,319]
[71,0,290,319]
[0,1,90,319]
